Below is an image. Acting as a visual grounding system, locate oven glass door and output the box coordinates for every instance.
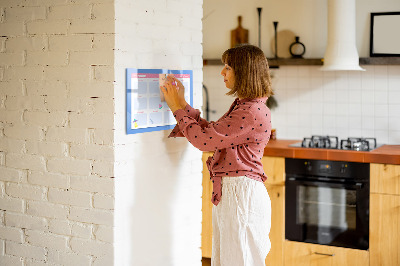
[298,185,356,231]
[286,179,369,250]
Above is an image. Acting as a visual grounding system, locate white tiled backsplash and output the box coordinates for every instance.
[203,65,400,144]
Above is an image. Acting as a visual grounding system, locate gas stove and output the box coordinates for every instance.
[289,135,381,151]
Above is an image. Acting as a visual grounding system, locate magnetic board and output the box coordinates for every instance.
[126,68,193,134]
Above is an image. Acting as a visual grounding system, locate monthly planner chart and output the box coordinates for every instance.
[130,72,191,130]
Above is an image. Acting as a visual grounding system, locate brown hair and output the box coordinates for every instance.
[221,44,273,99]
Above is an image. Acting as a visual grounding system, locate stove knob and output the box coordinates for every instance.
[305,162,312,171]
[340,164,347,174]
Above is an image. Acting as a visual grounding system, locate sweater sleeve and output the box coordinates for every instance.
[173,106,256,152]
[168,104,210,138]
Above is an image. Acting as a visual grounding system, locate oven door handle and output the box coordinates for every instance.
[314,252,335,257]
[287,177,364,189]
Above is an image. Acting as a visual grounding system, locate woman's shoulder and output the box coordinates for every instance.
[230,99,270,122]
[239,98,269,112]
[246,99,271,122]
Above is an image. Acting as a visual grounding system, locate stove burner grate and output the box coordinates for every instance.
[301,135,339,149]
[340,137,377,151]
[298,136,378,151]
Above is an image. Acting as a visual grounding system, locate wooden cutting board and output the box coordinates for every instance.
[231,16,249,48]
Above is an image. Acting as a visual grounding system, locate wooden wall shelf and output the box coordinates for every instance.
[203,57,400,67]
[359,57,400,65]
[268,58,323,67]
[203,58,323,67]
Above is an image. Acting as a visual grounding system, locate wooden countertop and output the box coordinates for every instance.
[263,139,400,165]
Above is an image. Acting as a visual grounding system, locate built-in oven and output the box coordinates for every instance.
[285,158,369,250]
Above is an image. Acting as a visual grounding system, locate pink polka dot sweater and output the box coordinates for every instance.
[169,97,272,206]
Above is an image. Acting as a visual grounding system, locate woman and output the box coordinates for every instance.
[161,44,273,266]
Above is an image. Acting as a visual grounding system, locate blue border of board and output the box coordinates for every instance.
[126,68,193,134]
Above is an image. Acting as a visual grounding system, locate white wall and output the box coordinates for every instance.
[113,0,203,266]
[203,0,400,144]
[203,0,400,58]
[271,65,400,144]
[203,0,326,59]
[1,0,204,265]
[0,0,115,265]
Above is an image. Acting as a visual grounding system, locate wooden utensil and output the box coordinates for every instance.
[231,16,249,48]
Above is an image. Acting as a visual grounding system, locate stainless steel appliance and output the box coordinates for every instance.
[285,158,370,250]
[289,135,380,151]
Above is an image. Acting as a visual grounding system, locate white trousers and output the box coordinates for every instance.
[212,176,271,266]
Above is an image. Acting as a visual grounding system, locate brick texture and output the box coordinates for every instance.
[5,212,48,231]
[48,188,92,208]
[0,0,114,266]
[69,207,113,226]
[113,0,203,265]
[26,200,69,219]
[0,226,24,243]
[47,250,92,266]
[0,0,203,265]
[6,241,47,261]
[25,230,69,251]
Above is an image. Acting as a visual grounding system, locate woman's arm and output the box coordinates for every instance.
[172,106,256,152]
[162,76,211,137]
[171,76,210,126]
[169,104,212,137]
[162,79,265,151]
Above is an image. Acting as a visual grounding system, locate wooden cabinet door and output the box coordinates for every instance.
[284,241,369,266]
[370,163,400,195]
[370,193,400,266]
[264,184,284,266]
[262,156,285,265]
[201,152,213,258]
[262,156,285,186]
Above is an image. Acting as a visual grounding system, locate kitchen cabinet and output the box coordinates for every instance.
[264,184,284,265]
[202,154,400,265]
[370,163,400,195]
[201,152,213,258]
[284,241,369,266]
[370,163,400,266]
[201,154,286,266]
[261,156,285,266]
[261,156,285,186]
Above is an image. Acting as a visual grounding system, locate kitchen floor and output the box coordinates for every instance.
[202,257,211,266]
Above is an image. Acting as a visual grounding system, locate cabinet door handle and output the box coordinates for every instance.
[314,252,335,257]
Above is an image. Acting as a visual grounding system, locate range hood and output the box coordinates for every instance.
[320,0,365,71]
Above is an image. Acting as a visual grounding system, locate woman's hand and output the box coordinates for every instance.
[168,75,187,108]
[160,78,183,113]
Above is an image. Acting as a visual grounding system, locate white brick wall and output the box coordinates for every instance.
[5,213,48,231]
[0,0,115,265]
[47,250,92,266]
[0,225,24,243]
[114,0,203,265]
[25,230,69,251]
[27,200,69,220]
[1,0,204,265]
[5,241,47,261]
